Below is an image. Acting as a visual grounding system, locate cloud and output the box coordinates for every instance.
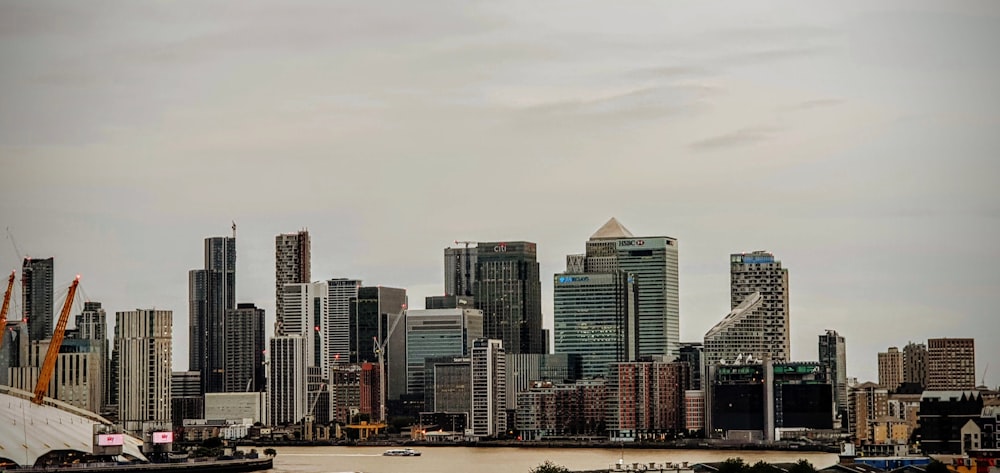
[689,126,780,151]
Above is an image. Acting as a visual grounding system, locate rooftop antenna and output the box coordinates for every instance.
[232,221,237,239]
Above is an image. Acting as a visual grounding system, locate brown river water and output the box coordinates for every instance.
[263,446,839,473]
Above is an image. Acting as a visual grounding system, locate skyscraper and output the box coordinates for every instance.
[75,301,110,412]
[877,347,903,391]
[471,338,506,437]
[903,341,929,389]
[326,278,361,365]
[22,257,54,343]
[578,218,680,358]
[269,335,308,425]
[224,303,266,392]
[475,241,544,354]
[189,235,236,393]
[818,330,848,421]
[444,244,477,298]
[281,282,327,373]
[553,271,638,378]
[115,309,172,434]
[730,251,789,361]
[350,286,407,400]
[927,338,975,390]
[275,230,311,334]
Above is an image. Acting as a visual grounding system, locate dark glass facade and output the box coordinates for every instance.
[189,236,235,394]
[224,303,266,392]
[349,286,407,400]
[475,241,544,354]
[22,257,54,343]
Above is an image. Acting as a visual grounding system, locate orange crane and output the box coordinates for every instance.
[32,276,79,405]
[0,271,13,349]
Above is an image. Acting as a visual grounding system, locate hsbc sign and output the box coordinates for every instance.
[617,239,645,247]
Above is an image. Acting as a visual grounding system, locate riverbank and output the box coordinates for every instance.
[240,438,839,453]
[13,458,273,473]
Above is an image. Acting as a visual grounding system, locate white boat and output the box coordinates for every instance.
[383,448,422,457]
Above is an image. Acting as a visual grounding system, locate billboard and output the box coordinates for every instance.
[152,431,174,444]
[97,434,124,446]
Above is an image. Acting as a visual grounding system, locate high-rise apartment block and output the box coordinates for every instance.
[903,341,928,389]
[704,292,771,369]
[404,308,483,397]
[877,347,903,391]
[927,338,975,390]
[281,282,327,373]
[606,361,690,440]
[189,236,236,393]
[115,309,172,434]
[22,257,54,343]
[476,241,544,354]
[75,301,111,412]
[471,338,506,438]
[224,303,266,392]
[730,251,789,361]
[269,335,308,425]
[275,230,311,334]
[553,271,638,378]
[819,330,848,420]
[572,219,680,358]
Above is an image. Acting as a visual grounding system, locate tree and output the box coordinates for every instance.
[530,461,570,473]
[719,458,749,473]
[788,459,817,473]
[263,448,277,458]
[750,460,780,473]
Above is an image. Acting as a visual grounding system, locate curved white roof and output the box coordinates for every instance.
[0,387,146,467]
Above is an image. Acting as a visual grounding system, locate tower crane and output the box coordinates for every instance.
[32,276,79,405]
[372,303,407,424]
[0,271,14,349]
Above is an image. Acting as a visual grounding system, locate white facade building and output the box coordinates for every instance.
[471,338,506,438]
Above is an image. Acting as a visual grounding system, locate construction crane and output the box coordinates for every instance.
[0,271,13,349]
[372,304,407,424]
[32,276,79,405]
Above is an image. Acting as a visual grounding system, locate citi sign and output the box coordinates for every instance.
[493,243,508,252]
[617,239,645,247]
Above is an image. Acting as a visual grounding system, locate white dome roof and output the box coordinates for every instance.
[0,387,147,467]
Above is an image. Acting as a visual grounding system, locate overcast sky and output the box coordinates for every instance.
[1,1,998,387]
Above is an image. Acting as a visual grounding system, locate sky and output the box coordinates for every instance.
[1,1,998,387]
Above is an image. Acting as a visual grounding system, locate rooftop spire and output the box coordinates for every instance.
[590,217,634,240]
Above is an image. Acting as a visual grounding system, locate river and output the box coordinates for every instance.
[263,446,839,473]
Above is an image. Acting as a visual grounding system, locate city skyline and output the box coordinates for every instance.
[1,1,997,388]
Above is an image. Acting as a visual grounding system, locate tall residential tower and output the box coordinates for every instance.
[730,251,789,361]
[275,230,311,334]
[189,235,236,393]
[22,257,54,343]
